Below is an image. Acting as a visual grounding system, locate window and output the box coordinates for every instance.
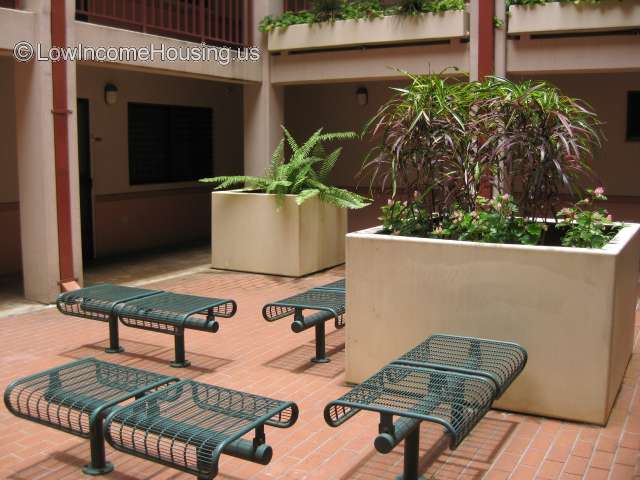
[128,103,213,185]
[627,91,640,142]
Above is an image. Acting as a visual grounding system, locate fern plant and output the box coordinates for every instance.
[200,127,370,209]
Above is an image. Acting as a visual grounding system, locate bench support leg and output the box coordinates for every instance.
[170,333,191,368]
[83,416,114,475]
[104,314,124,354]
[311,322,330,364]
[397,425,425,480]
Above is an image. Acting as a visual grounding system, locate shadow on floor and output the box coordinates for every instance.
[264,328,346,379]
[342,416,518,480]
[61,339,232,378]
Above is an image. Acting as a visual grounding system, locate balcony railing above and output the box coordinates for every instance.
[0,0,20,9]
[76,0,252,47]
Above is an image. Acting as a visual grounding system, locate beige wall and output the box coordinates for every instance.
[76,65,244,257]
[512,72,640,198]
[287,73,640,200]
[285,80,405,189]
[0,57,21,274]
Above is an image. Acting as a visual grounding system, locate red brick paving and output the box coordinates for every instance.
[0,267,639,479]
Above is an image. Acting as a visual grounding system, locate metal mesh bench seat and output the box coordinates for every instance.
[313,279,346,292]
[3,358,177,475]
[262,279,346,363]
[324,334,527,480]
[57,284,162,353]
[114,292,237,368]
[394,334,528,398]
[105,379,299,479]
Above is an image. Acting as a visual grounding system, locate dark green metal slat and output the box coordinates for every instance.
[56,284,161,321]
[115,292,237,330]
[324,364,495,449]
[4,358,178,475]
[393,334,528,398]
[105,379,298,478]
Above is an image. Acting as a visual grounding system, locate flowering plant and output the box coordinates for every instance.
[557,188,621,248]
[432,194,545,245]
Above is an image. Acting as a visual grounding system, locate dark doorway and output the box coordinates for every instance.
[77,98,94,262]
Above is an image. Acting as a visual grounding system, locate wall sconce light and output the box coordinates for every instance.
[104,83,118,105]
[356,86,368,106]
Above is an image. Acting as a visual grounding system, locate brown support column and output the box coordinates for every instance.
[51,0,79,291]
[477,0,495,80]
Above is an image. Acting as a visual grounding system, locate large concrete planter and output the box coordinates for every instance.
[346,223,640,425]
[267,11,469,53]
[508,0,640,35]
[212,191,346,277]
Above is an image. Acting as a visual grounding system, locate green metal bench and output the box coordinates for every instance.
[57,284,161,353]
[324,334,527,480]
[113,292,237,368]
[262,279,345,363]
[5,359,299,479]
[104,380,299,480]
[57,284,237,368]
[3,358,177,475]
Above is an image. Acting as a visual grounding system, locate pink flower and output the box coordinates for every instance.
[594,187,605,196]
[387,198,394,206]
[606,214,613,221]
[502,193,510,201]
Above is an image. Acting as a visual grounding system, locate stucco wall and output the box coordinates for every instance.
[285,80,404,189]
[0,58,21,274]
[76,65,244,257]
[511,72,640,198]
[286,73,640,199]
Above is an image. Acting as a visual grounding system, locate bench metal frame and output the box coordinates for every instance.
[3,358,178,475]
[324,334,527,480]
[262,279,345,363]
[57,285,237,368]
[57,284,161,353]
[104,379,299,479]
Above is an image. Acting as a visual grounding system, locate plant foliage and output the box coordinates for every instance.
[364,71,614,248]
[557,188,621,248]
[258,0,465,32]
[200,127,370,209]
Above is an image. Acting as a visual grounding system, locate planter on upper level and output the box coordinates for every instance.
[211,191,346,277]
[508,0,640,35]
[345,223,640,425]
[267,10,469,53]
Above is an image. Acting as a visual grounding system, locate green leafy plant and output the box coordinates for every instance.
[311,0,344,21]
[363,71,609,248]
[258,0,465,32]
[380,197,433,236]
[507,0,618,6]
[432,194,545,245]
[200,127,370,209]
[557,187,622,248]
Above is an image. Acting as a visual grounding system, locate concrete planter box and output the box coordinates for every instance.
[267,11,468,52]
[346,223,640,425]
[508,0,640,35]
[212,191,346,277]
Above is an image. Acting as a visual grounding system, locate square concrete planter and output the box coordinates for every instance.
[212,191,346,277]
[508,0,640,35]
[268,11,469,52]
[345,223,640,425]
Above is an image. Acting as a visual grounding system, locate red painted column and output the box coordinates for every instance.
[51,1,78,290]
[477,0,495,80]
